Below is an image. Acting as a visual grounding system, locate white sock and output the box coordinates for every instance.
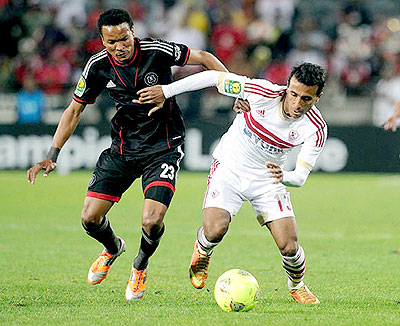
[281,245,306,290]
[196,227,219,255]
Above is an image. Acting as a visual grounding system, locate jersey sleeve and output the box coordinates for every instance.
[297,120,328,170]
[147,39,190,67]
[242,78,285,104]
[72,56,107,104]
[216,72,247,98]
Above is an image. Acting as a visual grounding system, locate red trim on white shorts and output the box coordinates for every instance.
[203,158,220,208]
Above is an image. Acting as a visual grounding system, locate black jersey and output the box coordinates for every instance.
[72,37,190,157]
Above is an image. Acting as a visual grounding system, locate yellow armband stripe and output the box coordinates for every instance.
[217,72,227,94]
[297,159,313,171]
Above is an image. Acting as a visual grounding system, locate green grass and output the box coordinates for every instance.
[1,171,400,325]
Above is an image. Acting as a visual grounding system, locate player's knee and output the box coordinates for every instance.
[81,206,103,225]
[279,242,298,257]
[204,223,228,242]
[142,210,164,231]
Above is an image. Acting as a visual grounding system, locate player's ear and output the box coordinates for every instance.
[130,26,135,37]
[315,92,323,103]
[286,75,293,88]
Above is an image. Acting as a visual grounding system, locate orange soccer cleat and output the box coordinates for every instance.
[87,237,126,285]
[125,267,147,301]
[290,285,320,304]
[189,241,212,289]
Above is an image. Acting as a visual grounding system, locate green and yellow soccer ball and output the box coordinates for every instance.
[214,269,260,312]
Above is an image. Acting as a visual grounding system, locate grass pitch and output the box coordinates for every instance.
[1,171,399,325]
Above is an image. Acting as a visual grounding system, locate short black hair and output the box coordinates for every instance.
[287,62,326,96]
[97,8,133,36]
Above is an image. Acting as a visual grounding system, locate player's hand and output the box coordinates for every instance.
[382,116,398,132]
[133,85,166,116]
[266,161,283,184]
[27,159,57,185]
[233,99,250,114]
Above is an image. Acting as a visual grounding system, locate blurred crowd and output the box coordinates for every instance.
[2,0,400,125]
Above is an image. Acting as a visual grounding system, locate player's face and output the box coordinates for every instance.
[101,23,135,63]
[283,76,321,119]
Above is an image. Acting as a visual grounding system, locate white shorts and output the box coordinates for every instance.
[203,159,295,225]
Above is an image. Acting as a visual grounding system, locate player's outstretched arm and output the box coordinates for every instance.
[181,50,251,113]
[27,100,85,184]
[383,102,400,132]
[134,70,226,116]
[186,49,228,72]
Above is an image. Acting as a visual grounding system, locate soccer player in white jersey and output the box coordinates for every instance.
[383,100,400,132]
[382,101,400,254]
[134,62,327,304]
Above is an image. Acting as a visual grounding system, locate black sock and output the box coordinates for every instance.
[82,216,119,254]
[133,226,165,270]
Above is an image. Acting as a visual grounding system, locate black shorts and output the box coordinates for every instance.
[87,146,184,206]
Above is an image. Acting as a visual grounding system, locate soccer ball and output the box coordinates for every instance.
[214,269,260,312]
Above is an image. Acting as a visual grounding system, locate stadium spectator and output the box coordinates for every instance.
[333,1,374,94]
[0,55,15,89]
[21,2,52,37]
[33,45,73,94]
[288,17,329,69]
[37,7,69,58]
[166,8,206,51]
[2,0,400,125]
[263,56,292,84]
[146,0,176,38]
[255,0,297,33]
[0,1,26,57]
[288,36,328,69]
[84,0,107,55]
[26,8,235,302]
[134,62,327,305]
[373,63,400,127]
[185,4,209,36]
[210,11,247,66]
[53,0,87,30]
[16,73,45,124]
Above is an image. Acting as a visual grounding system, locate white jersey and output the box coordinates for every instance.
[213,73,328,178]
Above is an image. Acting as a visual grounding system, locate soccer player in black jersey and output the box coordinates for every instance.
[27,8,231,301]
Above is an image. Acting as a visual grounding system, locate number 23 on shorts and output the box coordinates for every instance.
[159,163,175,180]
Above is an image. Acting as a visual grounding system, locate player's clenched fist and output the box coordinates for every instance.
[27,160,57,185]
